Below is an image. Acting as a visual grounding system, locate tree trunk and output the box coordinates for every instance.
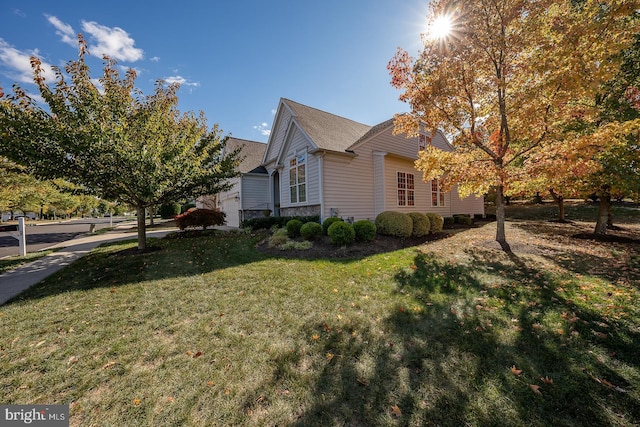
[607,202,613,229]
[149,205,155,226]
[136,204,147,250]
[549,188,565,222]
[495,184,510,251]
[594,186,611,235]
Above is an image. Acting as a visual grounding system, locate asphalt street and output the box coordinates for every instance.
[0,217,134,258]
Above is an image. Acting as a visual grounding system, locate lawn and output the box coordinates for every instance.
[0,211,639,426]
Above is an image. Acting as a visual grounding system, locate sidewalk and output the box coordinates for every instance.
[0,224,176,306]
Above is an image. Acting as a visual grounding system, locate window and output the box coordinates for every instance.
[418,133,428,151]
[431,179,445,206]
[289,152,306,203]
[397,172,415,206]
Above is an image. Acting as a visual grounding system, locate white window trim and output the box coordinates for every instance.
[397,171,415,207]
[431,179,446,207]
[288,151,307,205]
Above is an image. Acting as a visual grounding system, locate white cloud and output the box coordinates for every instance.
[81,21,143,62]
[253,122,271,137]
[0,38,56,84]
[46,15,76,47]
[150,56,160,62]
[163,75,200,87]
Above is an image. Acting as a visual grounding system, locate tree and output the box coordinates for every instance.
[388,0,638,248]
[0,36,240,249]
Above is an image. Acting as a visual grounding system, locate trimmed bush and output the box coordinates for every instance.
[407,212,430,237]
[322,217,343,235]
[328,221,355,246]
[300,221,323,241]
[174,208,226,230]
[443,216,455,226]
[353,220,376,242]
[286,219,304,237]
[454,214,474,226]
[159,202,181,219]
[375,211,413,238]
[425,213,444,234]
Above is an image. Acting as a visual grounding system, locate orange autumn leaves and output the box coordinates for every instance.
[510,365,553,396]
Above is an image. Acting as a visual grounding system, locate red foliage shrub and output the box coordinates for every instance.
[174,208,226,230]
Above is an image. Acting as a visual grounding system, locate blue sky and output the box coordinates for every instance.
[0,1,428,143]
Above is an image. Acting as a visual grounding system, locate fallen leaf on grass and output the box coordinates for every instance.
[326,353,334,361]
[102,361,117,369]
[206,381,214,387]
[166,397,174,403]
[356,377,369,387]
[529,384,542,395]
[541,376,554,385]
[133,398,141,405]
[193,351,203,358]
[312,334,320,340]
[67,356,79,365]
[391,404,402,417]
[510,365,522,376]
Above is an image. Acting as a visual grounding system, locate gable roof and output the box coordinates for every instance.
[225,137,267,173]
[282,99,372,153]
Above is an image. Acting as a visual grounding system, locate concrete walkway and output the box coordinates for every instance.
[0,225,176,305]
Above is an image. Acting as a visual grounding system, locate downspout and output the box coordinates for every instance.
[318,152,325,222]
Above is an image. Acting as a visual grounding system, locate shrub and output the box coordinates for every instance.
[454,214,474,226]
[328,221,355,246]
[300,221,323,241]
[322,217,343,235]
[174,208,225,230]
[279,240,313,251]
[375,211,412,238]
[353,220,376,242]
[286,219,304,237]
[268,228,289,248]
[443,216,455,226]
[407,212,430,237]
[425,213,444,234]
[241,215,320,230]
[180,203,196,213]
[159,202,181,219]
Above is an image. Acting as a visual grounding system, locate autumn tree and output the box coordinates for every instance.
[389,0,638,248]
[0,36,240,249]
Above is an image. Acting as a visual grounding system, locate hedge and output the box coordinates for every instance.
[241,215,320,230]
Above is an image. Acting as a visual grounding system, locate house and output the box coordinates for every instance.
[247,98,484,223]
[197,137,268,227]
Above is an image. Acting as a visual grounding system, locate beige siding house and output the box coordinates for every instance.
[254,98,484,223]
[197,137,268,227]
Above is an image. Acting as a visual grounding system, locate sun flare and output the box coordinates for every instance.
[428,14,452,40]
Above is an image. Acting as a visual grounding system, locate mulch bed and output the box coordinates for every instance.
[255,232,452,259]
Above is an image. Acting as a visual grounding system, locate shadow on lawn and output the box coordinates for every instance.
[254,250,640,425]
[5,233,268,305]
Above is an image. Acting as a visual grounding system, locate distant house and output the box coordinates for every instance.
[197,137,268,227]
[248,98,484,223]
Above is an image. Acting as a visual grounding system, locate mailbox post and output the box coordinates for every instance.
[0,218,26,256]
[17,217,26,256]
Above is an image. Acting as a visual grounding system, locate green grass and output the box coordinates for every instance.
[0,229,639,426]
[0,250,54,273]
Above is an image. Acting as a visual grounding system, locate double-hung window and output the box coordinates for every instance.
[397,172,415,206]
[431,179,445,206]
[289,152,306,203]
